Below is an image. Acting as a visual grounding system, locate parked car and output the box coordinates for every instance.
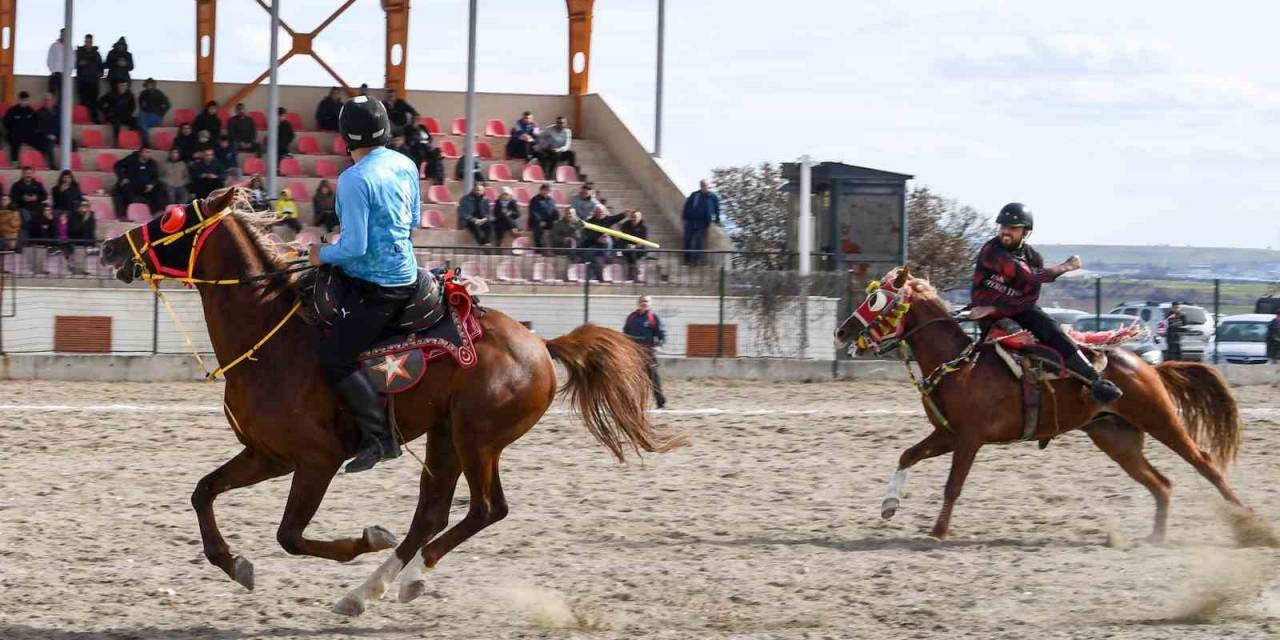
[1207,314,1273,364]
[1109,301,1210,361]
[1043,307,1088,332]
[1073,313,1163,365]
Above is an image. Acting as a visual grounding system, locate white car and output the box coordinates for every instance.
[1110,301,1211,361]
[1043,307,1088,332]
[1208,314,1274,365]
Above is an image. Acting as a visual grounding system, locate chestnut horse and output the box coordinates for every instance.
[834,266,1245,541]
[98,187,683,616]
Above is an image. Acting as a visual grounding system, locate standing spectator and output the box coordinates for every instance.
[193,101,222,139]
[274,188,301,234]
[505,111,538,161]
[569,184,598,221]
[3,92,39,163]
[357,83,370,96]
[74,34,104,124]
[1267,311,1280,364]
[159,148,190,205]
[172,122,198,161]
[227,103,259,154]
[681,179,721,265]
[492,187,521,243]
[244,175,269,210]
[313,180,338,233]
[35,94,61,169]
[0,195,21,251]
[550,209,584,255]
[213,135,240,179]
[458,183,492,245]
[104,37,134,84]
[315,87,343,132]
[622,295,667,408]
[527,183,558,250]
[51,170,82,214]
[1163,302,1187,362]
[189,148,224,199]
[275,107,295,159]
[9,167,48,220]
[137,78,170,147]
[383,91,418,137]
[536,116,576,178]
[47,29,66,97]
[99,81,137,146]
[618,209,650,280]
[114,147,164,217]
[454,155,483,184]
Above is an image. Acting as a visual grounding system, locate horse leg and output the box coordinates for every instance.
[191,448,290,590]
[276,462,400,563]
[1137,413,1242,507]
[929,441,981,540]
[1084,417,1172,542]
[883,429,955,519]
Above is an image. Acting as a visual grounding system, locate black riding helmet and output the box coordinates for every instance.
[338,95,390,150]
[996,202,1033,230]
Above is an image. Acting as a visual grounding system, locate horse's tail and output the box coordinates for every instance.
[1154,361,1241,464]
[545,325,687,462]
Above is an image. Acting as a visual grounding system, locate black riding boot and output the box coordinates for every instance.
[334,373,402,473]
[1064,350,1123,405]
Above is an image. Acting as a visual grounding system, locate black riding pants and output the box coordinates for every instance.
[997,307,1097,381]
[318,275,415,385]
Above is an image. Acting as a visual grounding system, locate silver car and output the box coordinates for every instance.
[1110,301,1210,361]
[1073,314,1163,365]
[1208,314,1273,364]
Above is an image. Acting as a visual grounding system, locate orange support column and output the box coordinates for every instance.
[566,0,595,134]
[196,0,217,104]
[0,0,16,105]
[382,0,410,97]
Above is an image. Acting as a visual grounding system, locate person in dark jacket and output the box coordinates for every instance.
[622,295,667,408]
[454,155,483,184]
[74,35,104,124]
[315,87,343,132]
[26,204,58,257]
[35,94,60,169]
[492,188,521,243]
[50,170,82,214]
[681,179,720,266]
[137,78,170,147]
[104,37,133,83]
[189,148,225,199]
[193,101,222,140]
[112,147,164,218]
[313,179,338,233]
[581,205,626,281]
[969,202,1122,404]
[1266,312,1280,364]
[275,107,295,159]
[227,103,258,154]
[69,198,97,247]
[411,125,444,185]
[618,209,650,280]
[527,183,559,250]
[172,122,198,161]
[9,167,48,219]
[506,111,539,161]
[458,183,492,244]
[1163,302,1187,362]
[3,92,40,163]
[212,135,240,179]
[99,81,137,146]
[383,91,419,137]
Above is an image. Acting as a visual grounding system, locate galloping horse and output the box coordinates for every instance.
[98,187,684,616]
[834,266,1246,541]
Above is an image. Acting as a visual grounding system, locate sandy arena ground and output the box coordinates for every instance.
[1,377,1278,639]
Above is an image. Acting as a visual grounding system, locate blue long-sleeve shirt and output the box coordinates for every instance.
[623,310,665,346]
[682,190,720,226]
[318,146,420,286]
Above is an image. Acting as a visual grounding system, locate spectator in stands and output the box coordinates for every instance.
[172,122,198,161]
[681,179,721,265]
[506,111,539,161]
[35,94,60,169]
[274,188,301,234]
[137,78,170,147]
[214,135,240,180]
[582,204,626,280]
[0,195,21,251]
[113,147,164,217]
[315,87,343,132]
[74,34,104,124]
[387,135,414,162]
[276,107,295,159]
[383,91,418,137]
[618,209,650,280]
[528,183,558,250]
[193,101,222,139]
[405,125,440,182]
[536,116,576,178]
[227,103,258,154]
[194,129,216,156]
[622,295,666,408]
[47,29,66,97]
[569,184,598,221]
[550,208,584,255]
[160,148,190,205]
[26,204,58,260]
[458,183,492,244]
[105,37,134,84]
[10,167,48,220]
[492,187,521,242]
[69,198,97,253]
[244,175,269,210]
[189,148,224,199]
[51,170,82,214]
[48,207,82,269]
[313,180,338,234]
[99,81,137,147]
[3,92,39,163]
[358,83,369,96]
[454,155,483,184]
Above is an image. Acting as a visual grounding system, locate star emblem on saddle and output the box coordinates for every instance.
[370,353,413,387]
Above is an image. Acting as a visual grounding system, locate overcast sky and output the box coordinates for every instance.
[14,0,1279,248]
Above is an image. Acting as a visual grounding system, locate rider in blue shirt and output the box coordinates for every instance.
[308,95,420,473]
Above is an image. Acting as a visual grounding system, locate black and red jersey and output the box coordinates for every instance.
[970,238,1065,317]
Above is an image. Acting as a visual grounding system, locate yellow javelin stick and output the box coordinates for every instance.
[582,221,660,249]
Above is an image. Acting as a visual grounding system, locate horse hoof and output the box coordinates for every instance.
[881,498,899,520]
[399,579,426,603]
[231,555,255,591]
[363,525,398,552]
[332,595,366,617]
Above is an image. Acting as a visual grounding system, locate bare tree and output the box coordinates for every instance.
[711,163,789,256]
[907,186,989,290]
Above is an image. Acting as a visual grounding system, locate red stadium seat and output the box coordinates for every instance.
[451,117,466,136]
[440,140,459,159]
[117,130,142,149]
[513,187,532,205]
[426,185,451,204]
[297,135,322,155]
[555,165,580,183]
[484,187,498,202]
[173,108,196,126]
[419,116,441,135]
[521,165,545,182]
[250,111,268,130]
[151,131,174,150]
[278,157,302,177]
[287,181,309,201]
[72,104,92,124]
[127,203,152,222]
[551,189,569,206]
[331,137,348,155]
[475,141,493,160]
[70,152,84,172]
[487,163,513,182]
[80,128,107,149]
[0,154,9,169]
[94,152,118,173]
[485,119,507,137]
[90,199,113,220]
[242,156,265,175]
[18,148,48,170]
[315,159,339,178]
[421,208,446,229]
[285,112,303,131]
[80,175,104,194]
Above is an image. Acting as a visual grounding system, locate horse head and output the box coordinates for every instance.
[99,187,244,285]
[835,266,956,355]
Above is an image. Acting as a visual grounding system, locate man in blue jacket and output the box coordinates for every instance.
[308,96,420,473]
[681,179,720,266]
[623,295,667,409]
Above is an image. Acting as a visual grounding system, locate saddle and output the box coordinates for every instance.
[304,266,486,394]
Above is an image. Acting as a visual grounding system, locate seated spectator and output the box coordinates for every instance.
[412,126,444,185]
[313,179,338,233]
[35,94,60,169]
[388,134,414,162]
[189,148,224,199]
[454,155,483,184]
[569,184,598,221]
[536,116,576,178]
[51,170,82,214]
[3,92,40,163]
[384,91,419,137]
[213,135,240,179]
[137,78,170,147]
[550,209,584,255]
[273,188,301,233]
[194,129,215,155]
[581,204,626,280]
[69,198,97,257]
[49,207,86,270]
[227,103,259,154]
[506,111,539,161]
[10,167,48,220]
[492,187,521,243]
[172,122,198,161]
[160,148,190,205]
[457,183,491,244]
[276,107,295,159]
[0,195,21,251]
[113,147,164,218]
[104,37,133,83]
[193,101,222,139]
[99,80,138,147]
[26,204,58,261]
[244,175,269,210]
[618,209,650,280]
[315,87,343,132]
[528,183,559,250]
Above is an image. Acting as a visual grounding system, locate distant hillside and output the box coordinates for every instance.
[1038,244,1280,280]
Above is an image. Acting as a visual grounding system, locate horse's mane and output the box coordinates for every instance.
[214,187,305,300]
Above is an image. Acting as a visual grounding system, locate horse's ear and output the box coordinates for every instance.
[893,265,911,288]
[205,186,237,215]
